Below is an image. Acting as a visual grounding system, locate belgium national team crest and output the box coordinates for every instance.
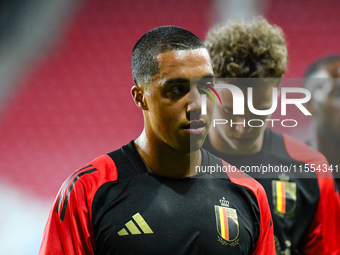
[215,198,239,246]
[272,180,297,217]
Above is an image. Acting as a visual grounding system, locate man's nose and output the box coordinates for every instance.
[233,116,253,134]
[187,88,202,120]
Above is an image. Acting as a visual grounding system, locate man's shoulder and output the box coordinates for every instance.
[282,132,328,165]
[217,157,270,219]
[59,154,118,196]
[81,140,143,182]
[203,149,267,199]
[61,142,137,194]
[224,160,266,197]
[53,153,119,221]
[272,132,336,182]
[266,129,327,163]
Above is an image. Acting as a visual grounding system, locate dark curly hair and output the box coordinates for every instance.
[204,17,288,78]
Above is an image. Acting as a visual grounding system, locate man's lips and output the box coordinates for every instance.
[232,137,253,144]
[183,120,206,135]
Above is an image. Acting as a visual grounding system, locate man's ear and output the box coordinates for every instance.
[131,85,148,110]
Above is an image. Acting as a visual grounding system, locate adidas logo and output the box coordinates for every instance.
[117,213,153,236]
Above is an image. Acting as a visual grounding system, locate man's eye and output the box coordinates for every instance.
[171,85,185,95]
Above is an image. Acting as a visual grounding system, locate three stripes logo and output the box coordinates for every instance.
[55,164,97,221]
[272,180,297,217]
[117,213,153,236]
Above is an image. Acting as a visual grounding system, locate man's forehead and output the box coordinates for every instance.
[157,48,210,62]
[150,48,213,85]
[155,48,213,78]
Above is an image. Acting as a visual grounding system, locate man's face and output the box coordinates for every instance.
[211,81,277,155]
[143,48,214,152]
[310,60,340,141]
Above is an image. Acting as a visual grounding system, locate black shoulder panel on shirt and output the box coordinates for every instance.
[107,141,148,179]
[107,146,134,179]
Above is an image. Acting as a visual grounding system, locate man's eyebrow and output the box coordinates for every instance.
[163,78,189,85]
[202,74,215,79]
[163,74,214,86]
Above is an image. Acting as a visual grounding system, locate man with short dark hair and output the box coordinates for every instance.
[304,55,340,193]
[39,26,275,254]
[203,18,340,255]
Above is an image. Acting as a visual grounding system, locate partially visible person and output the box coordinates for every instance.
[38,25,275,254]
[204,18,340,255]
[304,55,340,192]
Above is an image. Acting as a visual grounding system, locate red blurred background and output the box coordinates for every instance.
[0,0,339,253]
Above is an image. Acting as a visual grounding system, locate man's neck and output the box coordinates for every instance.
[134,130,201,178]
